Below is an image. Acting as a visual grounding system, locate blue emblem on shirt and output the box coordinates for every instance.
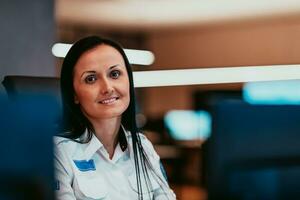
[73,159,96,171]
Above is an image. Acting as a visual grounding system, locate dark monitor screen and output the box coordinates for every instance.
[202,100,300,200]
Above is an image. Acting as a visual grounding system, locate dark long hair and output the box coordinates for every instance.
[60,36,167,199]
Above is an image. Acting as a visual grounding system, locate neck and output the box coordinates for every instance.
[89,117,121,159]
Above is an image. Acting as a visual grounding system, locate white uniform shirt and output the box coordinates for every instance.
[54,128,176,200]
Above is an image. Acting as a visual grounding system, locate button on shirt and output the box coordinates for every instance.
[54,129,176,200]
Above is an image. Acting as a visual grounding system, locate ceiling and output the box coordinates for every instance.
[56,0,300,32]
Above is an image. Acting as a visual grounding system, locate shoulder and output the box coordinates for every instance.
[138,133,152,146]
[54,136,72,145]
[54,136,78,148]
[53,136,82,157]
[124,129,160,160]
[138,133,160,160]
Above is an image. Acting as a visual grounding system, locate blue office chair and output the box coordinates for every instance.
[0,75,60,200]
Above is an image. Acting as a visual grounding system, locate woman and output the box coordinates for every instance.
[54,36,176,200]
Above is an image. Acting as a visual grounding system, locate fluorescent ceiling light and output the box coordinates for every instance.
[51,43,155,65]
[51,43,72,58]
[133,65,300,88]
[123,49,154,66]
[52,44,300,87]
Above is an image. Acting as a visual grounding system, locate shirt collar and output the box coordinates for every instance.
[83,125,129,160]
[84,130,103,160]
[119,125,128,152]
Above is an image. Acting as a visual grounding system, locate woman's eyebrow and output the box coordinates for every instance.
[109,65,119,70]
[80,70,96,78]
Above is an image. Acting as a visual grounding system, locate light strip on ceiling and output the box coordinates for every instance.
[133,65,300,88]
[51,43,155,65]
[51,43,72,58]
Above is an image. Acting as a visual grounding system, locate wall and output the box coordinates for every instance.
[142,18,300,118]
[0,0,55,93]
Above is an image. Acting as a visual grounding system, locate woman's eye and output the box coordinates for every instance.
[110,70,121,79]
[84,75,97,84]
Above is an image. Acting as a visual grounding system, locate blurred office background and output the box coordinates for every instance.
[1,0,300,199]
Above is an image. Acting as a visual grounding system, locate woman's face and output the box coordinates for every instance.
[73,44,130,121]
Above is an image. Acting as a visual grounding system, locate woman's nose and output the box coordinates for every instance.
[99,78,113,95]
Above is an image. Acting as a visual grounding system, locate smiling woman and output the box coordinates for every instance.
[54,36,176,200]
[73,45,130,123]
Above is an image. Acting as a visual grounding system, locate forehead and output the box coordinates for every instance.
[74,44,126,72]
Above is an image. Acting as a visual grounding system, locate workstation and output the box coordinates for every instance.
[1,1,300,199]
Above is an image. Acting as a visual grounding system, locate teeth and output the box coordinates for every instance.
[100,97,117,104]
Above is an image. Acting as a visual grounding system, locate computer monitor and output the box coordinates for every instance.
[202,100,300,200]
[164,110,212,141]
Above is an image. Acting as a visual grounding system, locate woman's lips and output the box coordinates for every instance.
[99,97,119,104]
